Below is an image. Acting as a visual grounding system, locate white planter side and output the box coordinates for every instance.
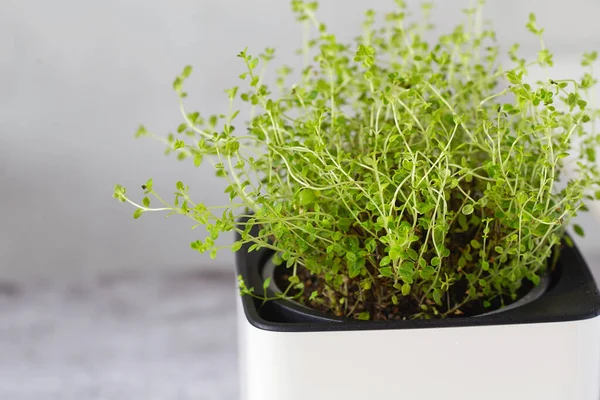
[237,298,600,400]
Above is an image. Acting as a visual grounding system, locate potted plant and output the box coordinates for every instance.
[114,1,600,399]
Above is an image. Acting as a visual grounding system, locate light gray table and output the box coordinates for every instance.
[0,268,239,400]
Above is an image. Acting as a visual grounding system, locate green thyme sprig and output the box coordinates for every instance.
[114,1,600,320]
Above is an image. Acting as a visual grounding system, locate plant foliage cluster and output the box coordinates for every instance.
[115,1,600,320]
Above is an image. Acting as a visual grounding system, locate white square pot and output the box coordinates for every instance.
[236,230,600,400]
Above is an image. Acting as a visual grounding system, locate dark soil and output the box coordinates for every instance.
[274,263,538,321]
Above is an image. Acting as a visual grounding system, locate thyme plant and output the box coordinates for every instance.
[114,1,600,320]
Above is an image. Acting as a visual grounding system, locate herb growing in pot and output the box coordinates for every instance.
[114,0,600,321]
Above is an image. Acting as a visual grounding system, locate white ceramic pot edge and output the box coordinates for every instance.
[237,296,600,400]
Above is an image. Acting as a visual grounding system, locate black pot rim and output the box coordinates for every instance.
[236,217,600,332]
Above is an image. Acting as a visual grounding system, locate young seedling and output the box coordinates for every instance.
[115,1,600,320]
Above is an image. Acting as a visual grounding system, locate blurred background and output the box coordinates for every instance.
[1,0,599,399]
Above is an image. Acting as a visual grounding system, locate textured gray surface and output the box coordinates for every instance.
[0,269,238,400]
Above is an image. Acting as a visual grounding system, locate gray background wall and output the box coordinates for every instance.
[1,0,600,278]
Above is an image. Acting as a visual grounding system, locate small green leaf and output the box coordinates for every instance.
[357,311,370,320]
[573,224,585,237]
[298,189,316,205]
[401,283,411,296]
[143,178,153,191]
[399,261,414,273]
[309,291,318,301]
[564,235,574,248]
[174,139,185,150]
[380,256,391,267]
[135,125,148,138]
[462,205,474,215]
[172,77,182,92]
[470,240,481,249]
[420,266,435,279]
[113,184,127,202]
[399,270,413,284]
[406,248,418,260]
[225,86,239,99]
[182,65,193,78]
[346,251,357,262]
[142,197,150,207]
[262,277,271,292]
[494,246,504,253]
[133,209,143,219]
[348,259,362,278]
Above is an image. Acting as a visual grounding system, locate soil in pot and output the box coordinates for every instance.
[270,256,552,321]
